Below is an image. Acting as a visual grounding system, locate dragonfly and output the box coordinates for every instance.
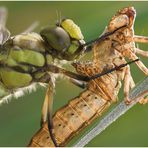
[28,7,148,147]
[0,7,136,147]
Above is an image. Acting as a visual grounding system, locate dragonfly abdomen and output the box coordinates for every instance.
[29,88,111,146]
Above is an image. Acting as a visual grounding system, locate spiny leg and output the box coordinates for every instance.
[39,60,139,119]
[135,48,148,57]
[123,65,148,105]
[68,78,88,89]
[38,64,91,81]
[40,90,48,126]
[130,52,148,75]
[129,69,135,89]
[82,25,127,65]
[134,35,148,44]
[59,60,138,81]
[88,59,139,80]
[82,24,127,49]
[45,59,139,83]
[68,60,138,89]
[58,59,139,87]
[123,65,140,104]
[123,65,137,104]
[37,73,57,146]
[46,84,58,147]
[41,80,58,147]
[123,66,131,104]
[121,49,148,75]
[123,35,148,74]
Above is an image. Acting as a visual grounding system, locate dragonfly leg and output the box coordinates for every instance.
[116,61,147,105]
[69,78,88,89]
[128,66,135,88]
[123,65,136,104]
[46,61,134,83]
[129,51,148,75]
[134,35,148,44]
[82,25,127,49]
[41,80,58,147]
[135,48,148,57]
[120,48,148,75]
[123,66,131,104]
[40,89,49,127]
[40,74,53,126]
[46,64,90,82]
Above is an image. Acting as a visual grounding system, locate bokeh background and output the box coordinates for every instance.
[0,1,147,147]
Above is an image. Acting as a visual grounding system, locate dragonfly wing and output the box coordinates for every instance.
[0,27,10,45]
[0,7,10,45]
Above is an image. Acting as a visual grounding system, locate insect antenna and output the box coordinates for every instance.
[82,24,127,49]
[56,10,60,26]
[89,59,140,81]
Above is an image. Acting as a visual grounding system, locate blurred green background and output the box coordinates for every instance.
[0,1,147,147]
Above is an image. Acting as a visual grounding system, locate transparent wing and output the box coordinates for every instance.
[22,21,39,33]
[0,7,10,45]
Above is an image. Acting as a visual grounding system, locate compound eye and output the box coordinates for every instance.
[40,26,70,51]
[61,19,84,40]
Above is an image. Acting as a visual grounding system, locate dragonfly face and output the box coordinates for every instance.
[40,19,85,61]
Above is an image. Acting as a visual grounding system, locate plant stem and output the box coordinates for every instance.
[74,77,148,147]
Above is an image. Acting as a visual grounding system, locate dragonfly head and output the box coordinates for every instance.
[40,18,85,61]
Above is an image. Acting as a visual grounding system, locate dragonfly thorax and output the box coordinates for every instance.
[0,33,53,100]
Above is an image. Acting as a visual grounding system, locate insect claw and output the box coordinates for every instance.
[139,96,148,105]
[124,98,135,105]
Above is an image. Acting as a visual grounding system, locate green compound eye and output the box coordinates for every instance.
[61,19,84,40]
[40,26,71,51]
[40,19,85,61]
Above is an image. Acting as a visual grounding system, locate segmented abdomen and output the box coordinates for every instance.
[29,62,121,147]
[29,90,110,146]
